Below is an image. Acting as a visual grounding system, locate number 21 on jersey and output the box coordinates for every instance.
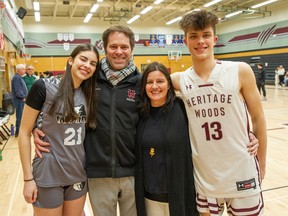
[64,127,83,146]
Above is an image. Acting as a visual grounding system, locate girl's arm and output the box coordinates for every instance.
[18,105,40,203]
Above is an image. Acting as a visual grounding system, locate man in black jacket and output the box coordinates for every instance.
[33,26,141,216]
[84,26,141,216]
[256,63,267,101]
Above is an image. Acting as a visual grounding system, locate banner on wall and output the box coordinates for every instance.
[63,34,69,41]
[63,43,70,51]
[172,34,180,45]
[57,33,63,41]
[158,34,165,47]
[135,34,140,42]
[166,35,172,45]
[68,33,74,41]
[180,35,184,45]
[0,30,4,51]
[150,34,157,46]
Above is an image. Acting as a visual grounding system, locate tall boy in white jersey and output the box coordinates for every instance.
[171,10,267,216]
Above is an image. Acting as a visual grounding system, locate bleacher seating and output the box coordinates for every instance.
[221,53,288,85]
[0,111,10,145]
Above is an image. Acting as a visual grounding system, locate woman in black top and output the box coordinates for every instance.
[135,62,198,216]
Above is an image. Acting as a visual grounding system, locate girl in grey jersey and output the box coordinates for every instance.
[18,44,99,216]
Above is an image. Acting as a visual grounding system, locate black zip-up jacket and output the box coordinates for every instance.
[256,68,266,84]
[85,67,142,178]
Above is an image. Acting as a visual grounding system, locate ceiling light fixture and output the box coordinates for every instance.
[251,0,278,9]
[140,6,153,14]
[33,1,40,11]
[154,0,164,5]
[225,10,242,18]
[97,0,104,2]
[90,3,99,13]
[34,11,40,22]
[186,8,201,14]
[204,0,222,8]
[166,16,182,25]
[84,13,93,23]
[127,15,140,24]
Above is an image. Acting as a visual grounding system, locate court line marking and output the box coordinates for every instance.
[84,202,91,216]
[7,163,21,216]
[262,185,288,192]
[267,127,285,131]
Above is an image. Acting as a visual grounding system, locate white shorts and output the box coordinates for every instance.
[196,192,264,216]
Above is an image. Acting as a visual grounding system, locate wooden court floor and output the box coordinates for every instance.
[0,86,287,216]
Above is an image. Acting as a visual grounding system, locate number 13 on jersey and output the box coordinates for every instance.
[201,122,223,141]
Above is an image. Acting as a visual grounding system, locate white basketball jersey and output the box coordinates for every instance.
[179,61,261,198]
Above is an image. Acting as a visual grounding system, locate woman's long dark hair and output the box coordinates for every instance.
[48,44,100,129]
[139,62,176,118]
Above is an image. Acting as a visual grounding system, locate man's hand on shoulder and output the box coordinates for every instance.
[33,128,51,158]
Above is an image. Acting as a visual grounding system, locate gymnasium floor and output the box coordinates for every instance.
[0,86,287,216]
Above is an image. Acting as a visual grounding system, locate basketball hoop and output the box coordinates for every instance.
[23,53,31,61]
[168,50,182,61]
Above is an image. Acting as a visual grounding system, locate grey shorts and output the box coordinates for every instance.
[33,181,87,208]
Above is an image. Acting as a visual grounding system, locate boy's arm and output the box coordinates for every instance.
[238,62,267,180]
[170,72,181,91]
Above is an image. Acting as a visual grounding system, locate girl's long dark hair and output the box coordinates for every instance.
[48,44,100,129]
[139,62,175,118]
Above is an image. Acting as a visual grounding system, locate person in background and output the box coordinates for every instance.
[276,65,285,86]
[274,66,279,87]
[33,25,141,216]
[39,72,45,78]
[44,71,53,78]
[18,44,99,216]
[34,71,40,80]
[11,64,28,137]
[23,64,37,92]
[171,10,267,215]
[135,62,198,216]
[256,63,267,101]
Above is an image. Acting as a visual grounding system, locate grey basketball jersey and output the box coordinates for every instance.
[32,77,87,187]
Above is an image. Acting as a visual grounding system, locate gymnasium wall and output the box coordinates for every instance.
[18,1,288,76]
[218,48,288,84]
[22,17,288,75]
[22,54,192,75]
[6,1,288,77]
